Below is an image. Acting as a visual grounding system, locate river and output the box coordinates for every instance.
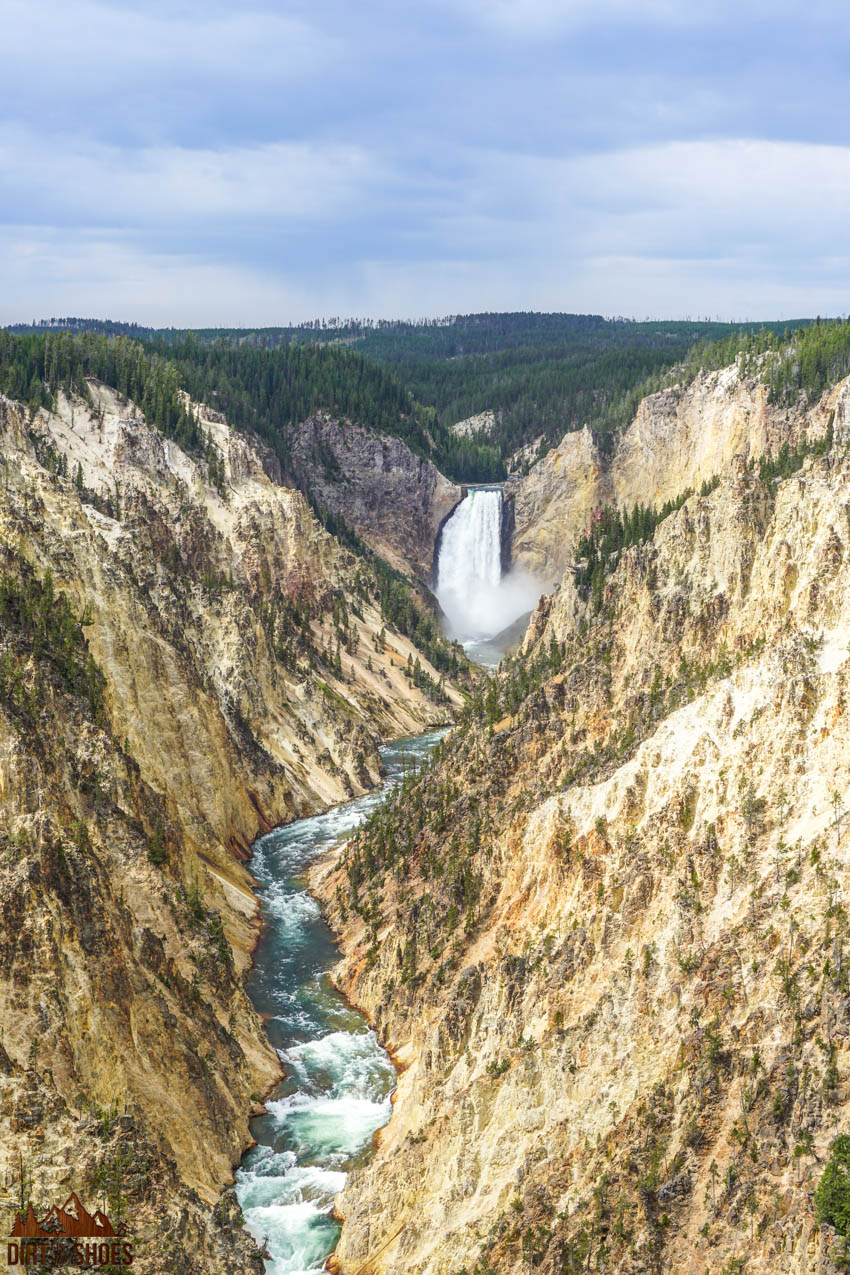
[235,729,447,1274]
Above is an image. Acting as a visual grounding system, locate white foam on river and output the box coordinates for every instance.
[235,730,446,1274]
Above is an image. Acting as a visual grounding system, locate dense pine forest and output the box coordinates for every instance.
[6,313,850,483]
[677,317,850,407]
[0,327,503,482]
[0,328,203,446]
[353,313,829,460]
[12,315,806,466]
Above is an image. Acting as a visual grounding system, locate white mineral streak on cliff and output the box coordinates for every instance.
[450,410,498,439]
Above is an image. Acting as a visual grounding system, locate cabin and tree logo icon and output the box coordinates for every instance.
[6,1192,133,1268]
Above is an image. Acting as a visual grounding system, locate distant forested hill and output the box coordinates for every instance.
[346,313,817,460]
[140,313,816,459]
[9,312,843,479]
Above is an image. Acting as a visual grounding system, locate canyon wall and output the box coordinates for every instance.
[509,363,848,584]
[287,411,462,581]
[312,371,850,1274]
[0,384,461,1271]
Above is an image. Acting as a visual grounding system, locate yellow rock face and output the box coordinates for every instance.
[0,384,462,1272]
[312,368,850,1274]
[509,364,849,585]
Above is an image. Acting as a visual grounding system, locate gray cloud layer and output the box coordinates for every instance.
[2,0,847,323]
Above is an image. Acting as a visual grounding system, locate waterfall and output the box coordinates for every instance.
[437,488,503,622]
[437,487,541,646]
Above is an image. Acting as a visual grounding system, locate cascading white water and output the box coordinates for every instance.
[436,487,542,648]
[437,488,503,634]
[235,732,445,1275]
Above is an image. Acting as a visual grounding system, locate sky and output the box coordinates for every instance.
[2,0,848,325]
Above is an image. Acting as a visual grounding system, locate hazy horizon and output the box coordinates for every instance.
[6,309,838,331]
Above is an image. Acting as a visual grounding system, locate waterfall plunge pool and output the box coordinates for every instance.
[235,729,447,1275]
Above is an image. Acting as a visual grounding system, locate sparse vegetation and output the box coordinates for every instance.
[0,564,105,726]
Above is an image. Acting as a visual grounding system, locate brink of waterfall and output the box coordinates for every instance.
[436,487,544,656]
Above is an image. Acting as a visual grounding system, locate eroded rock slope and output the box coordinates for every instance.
[0,382,461,1270]
[509,363,850,585]
[313,375,850,1274]
[287,411,462,581]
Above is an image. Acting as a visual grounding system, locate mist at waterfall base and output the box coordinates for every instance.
[236,731,445,1275]
[436,488,544,663]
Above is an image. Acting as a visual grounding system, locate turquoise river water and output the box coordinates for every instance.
[235,729,446,1275]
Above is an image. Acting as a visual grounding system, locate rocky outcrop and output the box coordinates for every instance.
[505,424,606,583]
[509,363,848,584]
[450,410,498,439]
[287,411,462,580]
[0,640,273,1272]
[312,412,850,1274]
[0,384,463,1271]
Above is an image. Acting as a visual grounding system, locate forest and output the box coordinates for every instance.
[0,327,503,483]
[6,314,850,484]
[352,313,820,461]
[13,315,809,466]
[0,328,202,450]
[677,316,850,407]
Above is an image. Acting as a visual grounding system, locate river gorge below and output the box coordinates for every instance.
[235,730,447,1274]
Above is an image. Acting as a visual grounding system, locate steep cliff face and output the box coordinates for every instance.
[287,411,462,581]
[509,363,848,584]
[505,425,604,583]
[0,384,462,1270]
[312,393,850,1274]
[0,592,273,1271]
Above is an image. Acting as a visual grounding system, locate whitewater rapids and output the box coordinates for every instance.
[236,732,446,1274]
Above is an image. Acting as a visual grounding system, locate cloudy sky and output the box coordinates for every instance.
[2,0,848,325]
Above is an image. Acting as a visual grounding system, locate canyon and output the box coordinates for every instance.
[311,365,850,1274]
[3,335,850,1274]
[0,381,460,1270]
